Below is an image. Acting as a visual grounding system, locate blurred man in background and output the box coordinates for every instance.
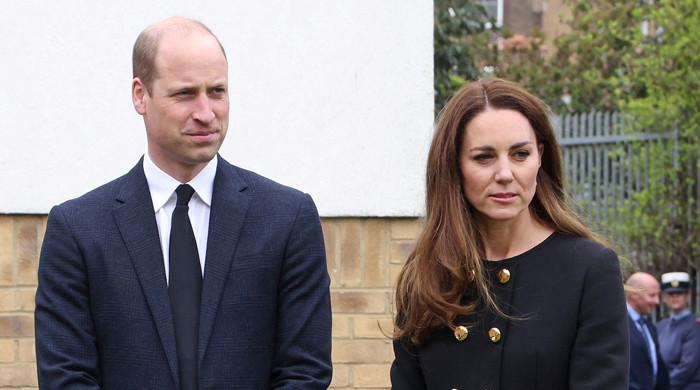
[627,272,670,390]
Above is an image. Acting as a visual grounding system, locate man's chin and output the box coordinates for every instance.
[190,147,221,163]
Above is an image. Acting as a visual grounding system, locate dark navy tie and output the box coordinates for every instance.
[637,318,657,377]
[169,184,201,390]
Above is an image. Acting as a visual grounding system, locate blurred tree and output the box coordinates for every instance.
[433,0,492,114]
[484,0,644,114]
[614,0,700,273]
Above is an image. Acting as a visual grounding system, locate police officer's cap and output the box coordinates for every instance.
[661,272,691,293]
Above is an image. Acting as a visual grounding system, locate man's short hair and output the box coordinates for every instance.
[132,18,227,95]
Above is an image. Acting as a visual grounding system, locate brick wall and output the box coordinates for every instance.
[0,216,44,389]
[0,215,420,389]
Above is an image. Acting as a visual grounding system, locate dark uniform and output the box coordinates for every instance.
[658,270,700,390]
[658,311,700,390]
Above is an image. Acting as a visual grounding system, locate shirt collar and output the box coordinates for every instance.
[627,303,642,322]
[671,309,692,321]
[143,153,217,212]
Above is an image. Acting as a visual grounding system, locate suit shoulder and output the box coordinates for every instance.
[657,317,670,328]
[542,233,620,276]
[228,163,308,200]
[551,233,617,263]
[55,170,132,213]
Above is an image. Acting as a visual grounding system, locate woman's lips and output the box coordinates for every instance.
[489,192,517,202]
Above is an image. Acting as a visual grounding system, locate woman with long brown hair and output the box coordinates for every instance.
[391,78,629,389]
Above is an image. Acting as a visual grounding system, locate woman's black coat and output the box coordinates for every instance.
[391,233,630,390]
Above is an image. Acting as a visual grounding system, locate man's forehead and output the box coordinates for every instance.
[154,32,226,69]
[158,29,218,53]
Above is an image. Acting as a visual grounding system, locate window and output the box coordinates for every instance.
[478,0,503,28]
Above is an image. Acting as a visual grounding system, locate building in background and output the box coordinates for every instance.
[479,0,571,55]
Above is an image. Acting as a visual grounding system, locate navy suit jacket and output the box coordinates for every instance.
[629,315,670,390]
[35,156,332,389]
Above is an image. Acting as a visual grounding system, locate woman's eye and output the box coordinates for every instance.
[474,154,492,162]
[513,150,530,159]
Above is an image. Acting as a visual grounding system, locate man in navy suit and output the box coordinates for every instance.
[35,17,332,389]
[627,272,670,390]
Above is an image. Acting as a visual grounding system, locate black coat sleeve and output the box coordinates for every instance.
[568,247,629,389]
[391,339,427,390]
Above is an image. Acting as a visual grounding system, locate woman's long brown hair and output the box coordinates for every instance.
[393,78,609,345]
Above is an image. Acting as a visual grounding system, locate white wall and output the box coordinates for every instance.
[0,1,433,216]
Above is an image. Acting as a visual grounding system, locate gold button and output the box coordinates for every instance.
[454,325,469,341]
[488,327,502,343]
[497,268,511,284]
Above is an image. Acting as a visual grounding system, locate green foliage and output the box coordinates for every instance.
[485,31,555,109]
[504,0,700,272]
[433,0,492,114]
[433,0,700,272]
[493,0,645,113]
[613,0,700,272]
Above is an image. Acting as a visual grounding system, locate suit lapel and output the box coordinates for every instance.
[198,156,251,365]
[629,315,653,367]
[112,160,180,388]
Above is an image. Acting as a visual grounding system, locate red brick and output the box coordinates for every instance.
[329,363,350,388]
[0,362,38,386]
[390,219,421,240]
[332,315,350,338]
[15,289,34,312]
[389,241,414,264]
[18,339,35,362]
[0,289,14,311]
[354,364,392,388]
[331,291,386,314]
[0,219,14,286]
[0,340,16,362]
[338,221,362,287]
[0,315,34,337]
[322,219,339,288]
[332,339,393,363]
[16,218,39,286]
[363,220,387,287]
[353,316,394,339]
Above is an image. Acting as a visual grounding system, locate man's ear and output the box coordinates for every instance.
[132,78,147,115]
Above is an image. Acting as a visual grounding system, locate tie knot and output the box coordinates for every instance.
[175,184,195,207]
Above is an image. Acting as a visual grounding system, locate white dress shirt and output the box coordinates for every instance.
[143,153,217,284]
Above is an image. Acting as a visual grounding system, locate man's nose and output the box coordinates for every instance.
[192,95,215,123]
